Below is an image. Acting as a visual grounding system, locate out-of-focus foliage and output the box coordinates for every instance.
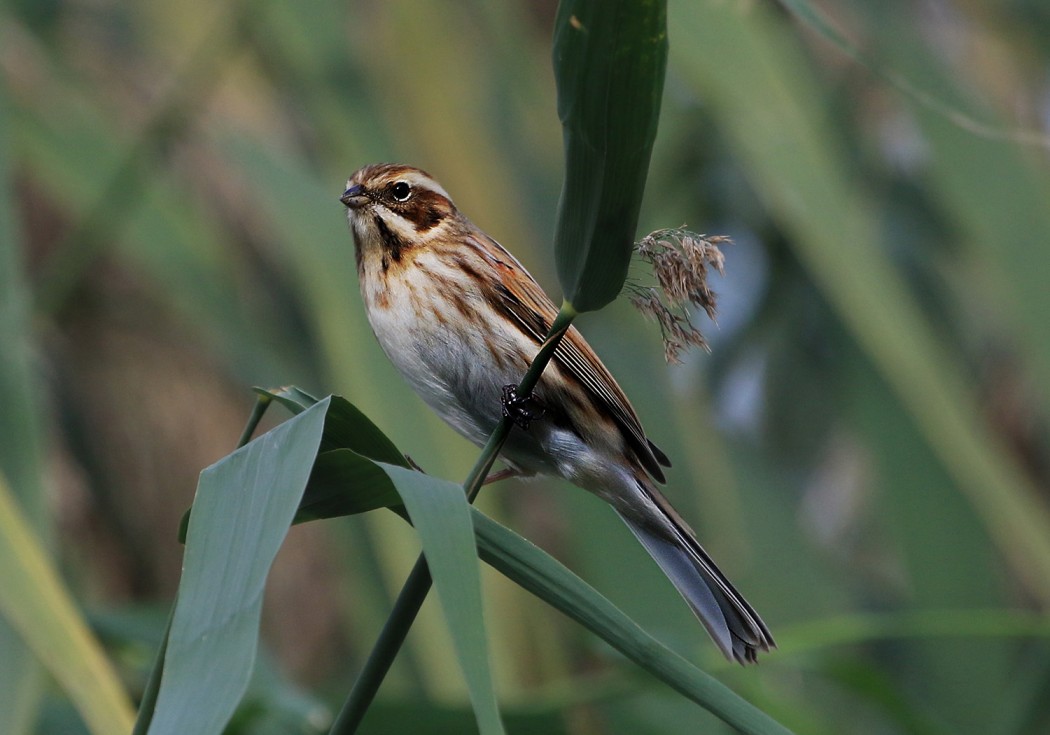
[2,0,1049,733]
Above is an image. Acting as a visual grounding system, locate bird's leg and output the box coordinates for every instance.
[501,385,545,429]
[482,467,522,485]
[411,445,520,485]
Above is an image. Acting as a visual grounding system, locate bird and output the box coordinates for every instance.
[340,163,774,663]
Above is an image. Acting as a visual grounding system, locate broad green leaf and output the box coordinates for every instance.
[552,0,668,312]
[0,473,136,735]
[178,393,407,539]
[258,388,408,464]
[295,449,401,523]
[156,393,502,733]
[0,79,47,735]
[260,389,785,731]
[378,464,505,735]
[317,397,410,464]
[266,390,410,520]
[147,399,330,735]
[470,511,794,735]
[244,390,504,732]
[156,383,787,732]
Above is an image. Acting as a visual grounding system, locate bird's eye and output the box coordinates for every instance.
[391,181,412,202]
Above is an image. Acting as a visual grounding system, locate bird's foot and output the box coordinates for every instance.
[501,385,545,429]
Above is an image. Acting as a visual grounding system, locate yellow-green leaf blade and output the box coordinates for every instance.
[0,473,136,735]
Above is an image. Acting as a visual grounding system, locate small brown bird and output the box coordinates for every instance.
[341,163,774,663]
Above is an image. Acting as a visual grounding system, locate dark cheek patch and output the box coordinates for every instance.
[373,216,403,262]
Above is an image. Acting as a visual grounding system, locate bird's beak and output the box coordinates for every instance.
[340,184,367,209]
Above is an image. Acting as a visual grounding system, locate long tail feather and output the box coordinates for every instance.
[617,482,775,664]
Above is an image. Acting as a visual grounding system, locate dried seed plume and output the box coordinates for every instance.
[630,228,728,363]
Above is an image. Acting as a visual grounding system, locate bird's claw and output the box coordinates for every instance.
[501,385,545,429]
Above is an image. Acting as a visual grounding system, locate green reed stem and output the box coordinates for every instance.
[130,604,174,735]
[236,392,273,449]
[462,304,577,502]
[329,303,578,735]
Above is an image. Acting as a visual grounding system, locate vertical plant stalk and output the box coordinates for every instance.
[132,392,274,734]
[236,393,273,449]
[329,305,577,735]
[130,606,173,735]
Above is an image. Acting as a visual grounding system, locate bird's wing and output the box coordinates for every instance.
[477,234,670,481]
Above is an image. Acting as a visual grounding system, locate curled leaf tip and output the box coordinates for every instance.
[629,228,729,364]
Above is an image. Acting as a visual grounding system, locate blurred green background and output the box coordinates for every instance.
[2,0,1050,733]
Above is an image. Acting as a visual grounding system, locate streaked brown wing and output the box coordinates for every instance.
[476,234,669,481]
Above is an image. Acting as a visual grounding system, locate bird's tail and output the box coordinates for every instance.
[616,478,775,664]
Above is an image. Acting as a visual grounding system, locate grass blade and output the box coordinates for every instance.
[472,510,794,735]
[375,465,504,735]
[147,399,330,734]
